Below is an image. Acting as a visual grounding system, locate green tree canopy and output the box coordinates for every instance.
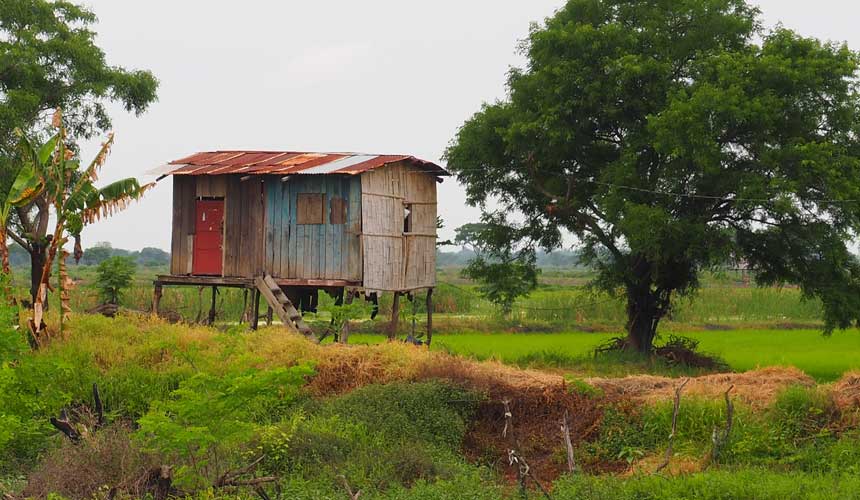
[0,0,158,300]
[0,0,158,151]
[445,0,860,352]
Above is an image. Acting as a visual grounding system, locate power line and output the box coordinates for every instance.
[440,167,860,204]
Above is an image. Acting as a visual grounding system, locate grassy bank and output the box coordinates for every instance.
[4,314,860,498]
[340,329,860,382]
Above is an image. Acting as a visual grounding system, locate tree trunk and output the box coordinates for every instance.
[0,225,9,276]
[30,240,47,305]
[625,284,662,354]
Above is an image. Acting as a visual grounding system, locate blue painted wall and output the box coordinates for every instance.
[263,175,362,281]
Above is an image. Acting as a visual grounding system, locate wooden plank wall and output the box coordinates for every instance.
[223,176,265,277]
[360,162,438,291]
[170,176,197,275]
[263,175,361,281]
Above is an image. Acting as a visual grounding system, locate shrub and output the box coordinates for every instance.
[95,256,136,305]
[135,365,313,488]
[320,382,477,449]
[22,424,158,500]
[770,385,836,443]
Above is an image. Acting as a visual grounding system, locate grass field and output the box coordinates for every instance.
[338,329,860,382]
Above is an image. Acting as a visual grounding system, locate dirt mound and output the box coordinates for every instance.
[303,343,609,481]
[832,372,860,410]
[587,366,814,408]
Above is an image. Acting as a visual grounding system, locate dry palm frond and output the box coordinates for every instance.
[80,181,155,224]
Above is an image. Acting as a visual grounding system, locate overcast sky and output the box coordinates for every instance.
[75,0,860,251]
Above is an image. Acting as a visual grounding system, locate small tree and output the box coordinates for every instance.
[455,222,539,315]
[95,256,136,305]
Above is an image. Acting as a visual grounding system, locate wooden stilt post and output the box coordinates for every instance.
[152,282,163,316]
[426,288,433,346]
[340,289,354,345]
[240,288,249,324]
[208,286,218,325]
[411,293,417,339]
[266,306,273,326]
[251,289,261,330]
[388,292,401,341]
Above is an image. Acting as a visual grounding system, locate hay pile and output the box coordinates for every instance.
[587,366,815,408]
[832,372,860,410]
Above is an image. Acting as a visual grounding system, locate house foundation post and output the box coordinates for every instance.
[388,291,401,340]
[426,288,433,346]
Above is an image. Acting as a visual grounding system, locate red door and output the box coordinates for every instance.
[192,200,224,276]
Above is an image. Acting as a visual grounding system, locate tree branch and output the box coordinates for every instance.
[7,229,31,252]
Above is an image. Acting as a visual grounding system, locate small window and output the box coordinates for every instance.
[297,193,325,224]
[403,203,413,233]
[330,196,347,224]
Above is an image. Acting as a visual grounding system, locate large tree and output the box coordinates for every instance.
[0,0,158,300]
[445,0,860,353]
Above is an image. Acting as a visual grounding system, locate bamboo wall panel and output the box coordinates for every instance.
[361,162,437,291]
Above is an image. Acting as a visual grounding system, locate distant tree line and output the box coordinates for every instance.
[437,248,584,269]
[8,242,168,269]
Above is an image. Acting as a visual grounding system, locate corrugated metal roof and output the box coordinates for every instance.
[160,151,449,177]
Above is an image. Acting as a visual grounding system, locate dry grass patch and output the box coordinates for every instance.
[587,366,815,409]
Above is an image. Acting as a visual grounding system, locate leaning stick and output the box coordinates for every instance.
[709,385,735,463]
[561,410,576,472]
[654,378,690,474]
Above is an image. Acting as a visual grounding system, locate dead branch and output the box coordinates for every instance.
[140,465,176,500]
[214,455,276,489]
[654,378,690,474]
[93,383,105,429]
[50,408,81,442]
[501,399,553,500]
[709,385,735,463]
[338,474,361,500]
[560,410,576,473]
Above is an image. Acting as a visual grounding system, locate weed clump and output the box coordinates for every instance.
[594,334,729,372]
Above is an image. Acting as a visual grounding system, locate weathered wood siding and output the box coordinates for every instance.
[170,176,197,275]
[223,176,265,277]
[361,161,437,291]
[263,175,362,281]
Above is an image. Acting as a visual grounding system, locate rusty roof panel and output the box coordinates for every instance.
[163,151,449,177]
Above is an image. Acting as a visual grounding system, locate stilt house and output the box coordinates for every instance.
[152,151,448,339]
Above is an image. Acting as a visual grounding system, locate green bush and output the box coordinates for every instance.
[95,256,136,305]
[272,382,482,496]
[320,382,478,449]
[136,365,313,488]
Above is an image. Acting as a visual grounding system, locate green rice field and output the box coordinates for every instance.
[343,329,860,382]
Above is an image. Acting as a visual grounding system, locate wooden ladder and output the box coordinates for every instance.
[254,275,317,342]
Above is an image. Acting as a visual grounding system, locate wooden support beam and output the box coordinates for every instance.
[266,306,273,326]
[388,292,401,341]
[152,283,163,315]
[240,288,249,324]
[208,286,218,325]
[426,288,433,346]
[340,290,354,345]
[251,289,260,330]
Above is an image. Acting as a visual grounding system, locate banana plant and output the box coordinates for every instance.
[16,110,153,343]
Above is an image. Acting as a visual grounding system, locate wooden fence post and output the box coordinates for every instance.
[388,292,401,340]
